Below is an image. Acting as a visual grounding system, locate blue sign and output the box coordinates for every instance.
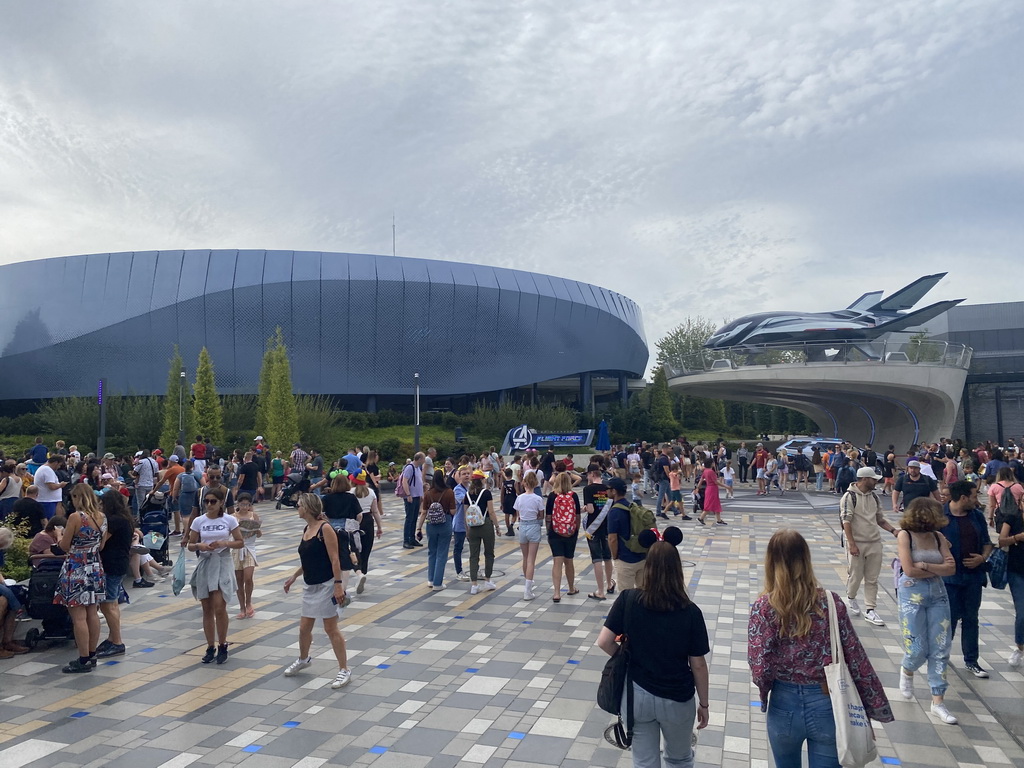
[501,425,595,455]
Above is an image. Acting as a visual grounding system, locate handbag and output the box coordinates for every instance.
[989,547,1009,590]
[171,553,187,596]
[597,591,638,749]
[824,591,877,767]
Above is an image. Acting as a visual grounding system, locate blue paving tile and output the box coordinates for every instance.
[508,731,526,739]
[377,664,391,669]
[70,711,90,718]
[880,758,900,765]
[242,745,262,753]
[465,667,479,673]
[369,746,388,754]
[282,721,300,727]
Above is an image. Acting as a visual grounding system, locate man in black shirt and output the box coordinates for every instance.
[891,460,939,513]
[10,487,46,537]
[653,444,673,517]
[539,448,556,481]
[236,453,263,499]
[582,465,613,599]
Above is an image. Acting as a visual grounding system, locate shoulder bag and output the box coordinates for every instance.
[597,590,638,749]
[824,591,877,767]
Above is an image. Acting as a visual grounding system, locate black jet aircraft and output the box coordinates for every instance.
[704,273,964,350]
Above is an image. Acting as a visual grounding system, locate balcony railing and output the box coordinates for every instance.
[664,339,973,378]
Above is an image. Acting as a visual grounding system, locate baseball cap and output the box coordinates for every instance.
[907,460,921,468]
[472,469,486,479]
[153,449,162,455]
[856,466,881,479]
[255,435,264,441]
[134,451,144,458]
[103,452,115,460]
[606,477,628,493]
[169,455,181,463]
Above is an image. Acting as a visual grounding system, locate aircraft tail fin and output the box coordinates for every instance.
[868,273,947,313]
[871,299,964,334]
[847,291,883,311]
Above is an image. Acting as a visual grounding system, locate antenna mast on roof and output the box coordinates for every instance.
[392,212,396,257]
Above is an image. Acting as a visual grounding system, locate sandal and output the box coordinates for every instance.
[552,596,561,603]
[588,592,606,600]
[235,611,247,619]
[566,588,579,596]
[607,580,616,594]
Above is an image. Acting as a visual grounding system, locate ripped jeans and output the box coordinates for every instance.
[897,574,951,696]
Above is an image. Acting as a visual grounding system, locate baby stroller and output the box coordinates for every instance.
[277,471,310,509]
[23,556,74,649]
[139,490,172,565]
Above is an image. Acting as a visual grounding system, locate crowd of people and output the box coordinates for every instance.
[1,432,1023,768]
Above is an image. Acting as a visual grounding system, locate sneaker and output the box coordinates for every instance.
[284,657,312,676]
[864,609,885,626]
[356,574,366,595]
[61,658,93,674]
[470,585,480,595]
[898,668,914,699]
[95,642,126,659]
[456,572,470,582]
[331,668,351,689]
[930,702,958,725]
[1010,648,1023,669]
[847,598,861,616]
[715,520,728,526]
[680,515,692,521]
[216,644,228,664]
[524,589,535,601]
[201,646,216,664]
[483,581,497,591]
[965,662,989,678]
[656,512,669,520]
[133,579,155,588]
[411,540,423,547]
[402,543,415,549]
[432,583,447,591]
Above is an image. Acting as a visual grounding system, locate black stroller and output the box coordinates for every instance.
[276,471,310,509]
[139,490,172,565]
[23,556,74,649]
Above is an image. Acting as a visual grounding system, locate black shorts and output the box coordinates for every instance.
[587,534,611,562]
[547,533,579,559]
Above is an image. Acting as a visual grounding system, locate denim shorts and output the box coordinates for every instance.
[518,520,542,543]
[587,534,612,562]
[102,572,126,603]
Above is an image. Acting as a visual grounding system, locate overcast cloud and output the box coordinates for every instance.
[1,1,1021,356]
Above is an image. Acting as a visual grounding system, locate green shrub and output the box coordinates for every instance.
[378,437,401,461]
[339,412,370,431]
[376,410,404,428]
[3,518,32,582]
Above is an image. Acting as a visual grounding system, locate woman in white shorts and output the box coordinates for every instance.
[514,472,545,601]
[282,493,351,689]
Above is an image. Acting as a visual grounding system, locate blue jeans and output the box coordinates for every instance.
[403,498,421,545]
[625,681,696,768]
[767,681,839,768]
[655,481,670,515]
[0,582,21,612]
[451,530,466,575]
[1008,571,1024,646]
[898,575,951,695]
[426,521,452,586]
[816,471,824,491]
[945,578,983,664]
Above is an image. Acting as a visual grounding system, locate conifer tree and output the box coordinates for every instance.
[649,366,679,440]
[265,329,300,451]
[191,347,224,446]
[160,345,190,452]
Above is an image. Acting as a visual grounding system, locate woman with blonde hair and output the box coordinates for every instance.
[54,483,107,672]
[545,471,581,602]
[749,529,892,767]
[895,497,958,723]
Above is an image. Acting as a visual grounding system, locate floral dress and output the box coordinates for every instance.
[54,512,107,607]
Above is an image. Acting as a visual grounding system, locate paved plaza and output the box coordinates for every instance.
[1,487,1023,768]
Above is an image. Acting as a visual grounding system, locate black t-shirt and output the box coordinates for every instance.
[641,451,654,470]
[545,492,580,537]
[323,492,361,521]
[654,455,671,482]
[956,515,983,574]
[539,452,556,476]
[101,513,134,575]
[501,479,517,512]
[10,497,47,537]
[997,506,1024,574]
[583,482,609,535]
[615,451,627,469]
[238,461,261,491]
[896,474,937,505]
[605,590,710,702]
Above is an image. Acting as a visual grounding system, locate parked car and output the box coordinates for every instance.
[777,436,846,458]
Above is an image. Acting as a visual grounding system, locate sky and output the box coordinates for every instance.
[1,1,1022,358]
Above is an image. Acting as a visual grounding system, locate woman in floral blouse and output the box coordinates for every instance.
[748,529,892,768]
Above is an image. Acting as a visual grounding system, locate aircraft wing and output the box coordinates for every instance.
[870,299,964,334]
[846,291,883,311]
[868,273,947,313]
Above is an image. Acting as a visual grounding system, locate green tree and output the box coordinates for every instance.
[654,316,719,373]
[649,366,678,439]
[254,339,275,439]
[191,347,224,446]
[266,331,300,452]
[160,345,191,453]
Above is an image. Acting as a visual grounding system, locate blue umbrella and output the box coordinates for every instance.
[596,419,611,451]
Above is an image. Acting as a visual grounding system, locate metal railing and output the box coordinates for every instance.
[664,339,973,377]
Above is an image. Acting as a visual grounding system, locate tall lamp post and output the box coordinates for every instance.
[178,367,186,446]
[413,372,421,453]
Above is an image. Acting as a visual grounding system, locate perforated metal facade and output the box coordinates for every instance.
[0,250,647,401]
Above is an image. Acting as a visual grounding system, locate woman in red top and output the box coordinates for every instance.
[748,529,892,768]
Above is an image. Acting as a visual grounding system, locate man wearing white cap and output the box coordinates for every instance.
[892,460,940,514]
[840,466,899,626]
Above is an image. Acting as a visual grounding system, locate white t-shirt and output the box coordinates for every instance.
[135,457,158,487]
[34,464,62,503]
[190,513,239,558]
[513,492,545,522]
[353,488,377,516]
[508,462,522,482]
[723,467,735,482]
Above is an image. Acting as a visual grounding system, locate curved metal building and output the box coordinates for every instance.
[0,250,647,406]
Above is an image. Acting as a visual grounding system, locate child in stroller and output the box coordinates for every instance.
[22,554,74,648]
[138,490,173,566]
[276,471,310,509]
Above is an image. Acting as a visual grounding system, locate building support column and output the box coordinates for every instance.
[618,373,629,407]
[367,395,377,414]
[580,372,593,417]
[961,382,972,445]
[531,383,539,406]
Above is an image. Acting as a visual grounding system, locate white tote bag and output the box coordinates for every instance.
[824,591,877,767]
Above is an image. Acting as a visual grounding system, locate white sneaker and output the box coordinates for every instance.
[483,581,497,591]
[847,598,861,616]
[284,657,312,677]
[1010,648,1023,668]
[898,668,914,700]
[456,572,470,582]
[864,609,885,626]
[432,583,447,591]
[470,585,479,595]
[331,668,351,689]
[356,574,366,595]
[930,702,958,725]
[524,588,535,601]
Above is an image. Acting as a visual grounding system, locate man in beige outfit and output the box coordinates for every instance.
[841,466,899,626]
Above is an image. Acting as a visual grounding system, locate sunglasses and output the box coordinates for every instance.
[204,498,221,505]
